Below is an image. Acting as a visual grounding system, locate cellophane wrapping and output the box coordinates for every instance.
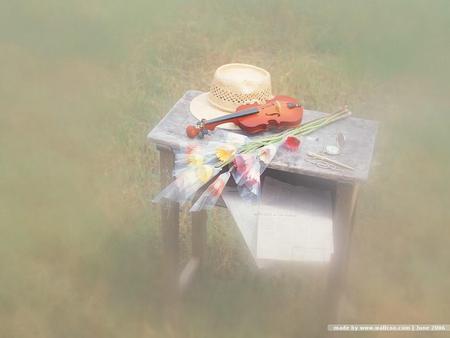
[155,130,248,207]
[153,165,220,205]
[232,153,261,202]
[190,171,231,212]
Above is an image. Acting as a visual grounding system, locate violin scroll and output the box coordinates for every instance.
[186,119,208,138]
[186,125,200,138]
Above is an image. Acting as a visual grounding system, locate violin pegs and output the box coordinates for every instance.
[287,102,302,109]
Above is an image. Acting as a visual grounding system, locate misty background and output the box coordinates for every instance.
[1,1,449,337]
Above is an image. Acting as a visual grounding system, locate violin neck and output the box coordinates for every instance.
[203,106,260,129]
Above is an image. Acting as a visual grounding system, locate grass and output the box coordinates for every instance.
[0,0,449,337]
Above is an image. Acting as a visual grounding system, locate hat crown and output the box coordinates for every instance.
[208,63,273,112]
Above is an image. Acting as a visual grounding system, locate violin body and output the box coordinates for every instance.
[186,95,303,138]
[234,95,303,134]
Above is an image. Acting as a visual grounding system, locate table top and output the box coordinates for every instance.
[148,90,378,183]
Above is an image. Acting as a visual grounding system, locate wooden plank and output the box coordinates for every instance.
[147,90,378,182]
[322,182,359,335]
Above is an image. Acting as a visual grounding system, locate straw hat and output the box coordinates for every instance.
[190,63,274,130]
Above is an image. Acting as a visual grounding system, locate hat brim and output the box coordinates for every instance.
[189,92,240,130]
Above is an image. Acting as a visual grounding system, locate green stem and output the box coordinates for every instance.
[217,109,351,168]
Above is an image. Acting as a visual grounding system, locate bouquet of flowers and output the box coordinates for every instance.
[154,107,351,211]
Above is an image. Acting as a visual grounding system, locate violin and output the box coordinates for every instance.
[186,95,303,138]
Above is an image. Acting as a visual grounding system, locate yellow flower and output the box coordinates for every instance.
[188,153,204,166]
[216,145,236,162]
[196,165,214,183]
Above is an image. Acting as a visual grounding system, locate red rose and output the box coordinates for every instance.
[283,136,301,151]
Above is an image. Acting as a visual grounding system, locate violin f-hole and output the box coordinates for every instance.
[265,112,281,117]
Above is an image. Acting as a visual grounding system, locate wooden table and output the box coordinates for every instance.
[148,90,378,330]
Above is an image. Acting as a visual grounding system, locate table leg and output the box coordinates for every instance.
[159,149,180,322]
[179,210,207,292]
[192,210,207,268]
[323,182,359,333]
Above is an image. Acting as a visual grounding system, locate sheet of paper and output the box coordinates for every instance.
[222,186,281,269]
[222,187,259,258]
[256,177,334,262]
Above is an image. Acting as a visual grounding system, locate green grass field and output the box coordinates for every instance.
[1,1,449,337]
